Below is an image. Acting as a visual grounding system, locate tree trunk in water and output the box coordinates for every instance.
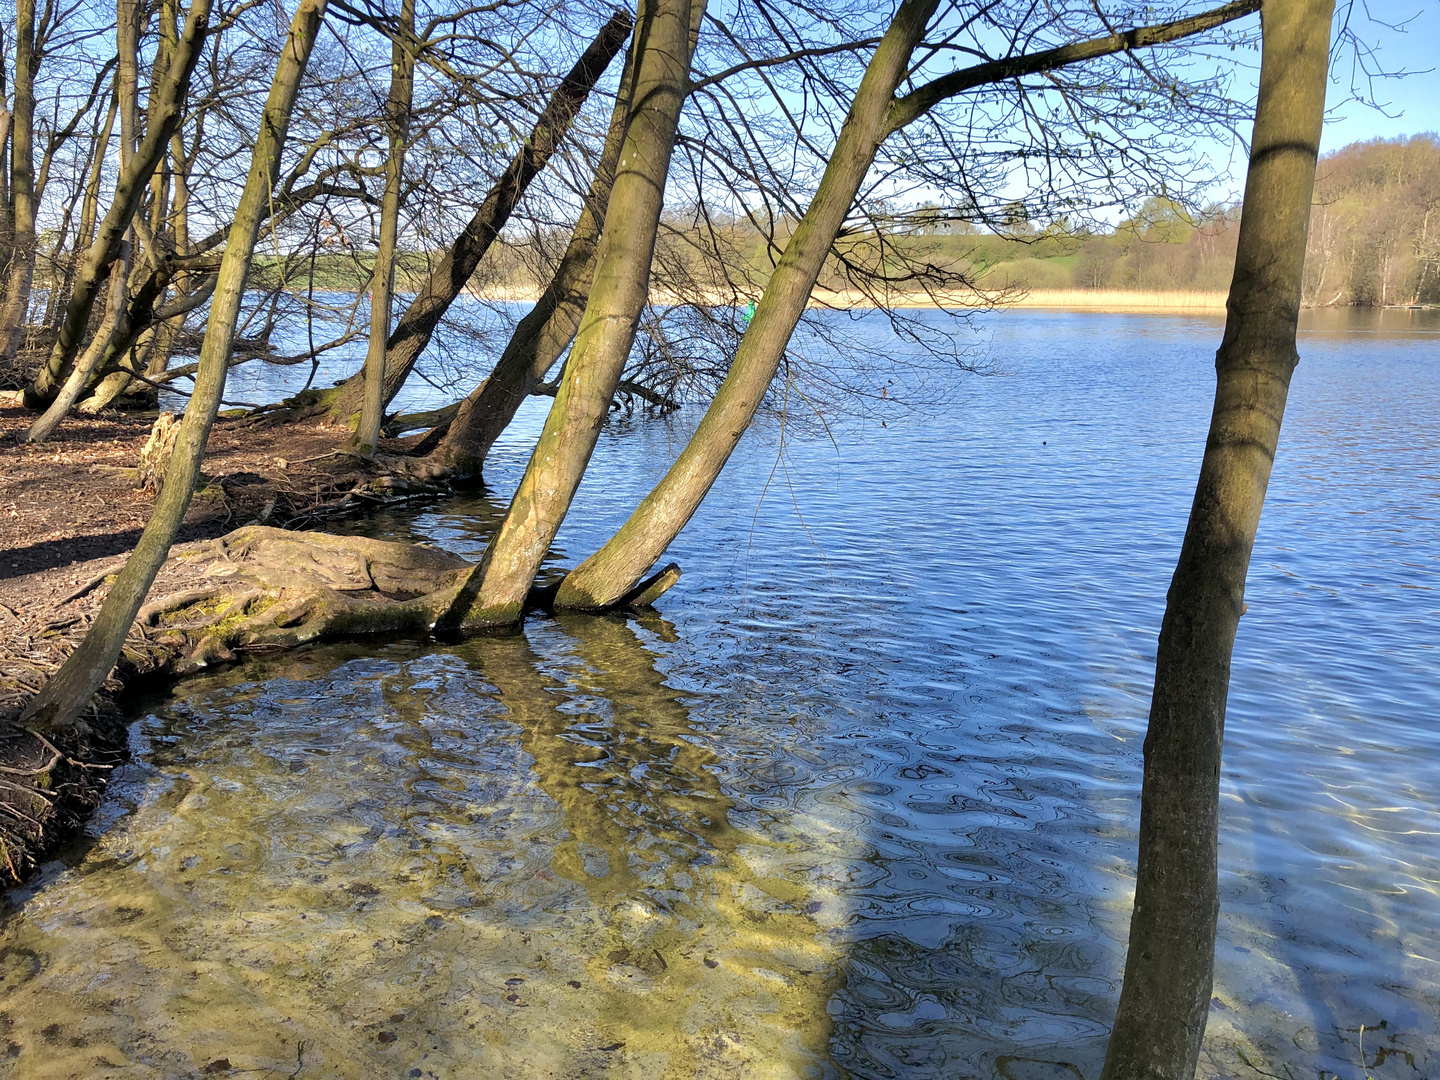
[554,0,939,610]
[424,35,637,475]
[554,0,1263,610]
[23,0,210,408]
[21,0,329,735]
[436,0,706,630]
[0,0,38,364]
[322,8,634,424]
[1098,2,1332,1077]
[352,0,414,456]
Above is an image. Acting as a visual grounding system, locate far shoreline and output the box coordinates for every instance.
[278,281,1436,316]
[465,286,1435,315]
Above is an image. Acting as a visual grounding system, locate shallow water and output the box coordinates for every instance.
[4,308,1438,1079]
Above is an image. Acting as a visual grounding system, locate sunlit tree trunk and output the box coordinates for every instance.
[352,0,415,456]
[21,0,329,734]
[554,0,939,610]
[1099,2,1333,1077]
[425,35,637,474]
[436,0,706,629]
[0,0,37,363]
[23,244,131,442]
[554,0,1258,610]
[23,0,211,409]
[323,8,634,424]
[75,88,118,256]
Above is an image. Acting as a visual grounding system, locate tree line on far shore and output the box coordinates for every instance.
[836,132,1439,301]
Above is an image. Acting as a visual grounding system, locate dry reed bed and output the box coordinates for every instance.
[470,285,1230,312]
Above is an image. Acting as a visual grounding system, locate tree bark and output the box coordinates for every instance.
[322,8,635,424]
[424,32,637,475]
[555,0,939,610]
[0,0,38,364]
[21,0,329,734]
[553,0,1264,611]
[22,243,131,442]
[436,0,706,630]
[75,87,118,257]
[23,0,211,408]
[1098,2,1333,1077]
[352,0,414,456]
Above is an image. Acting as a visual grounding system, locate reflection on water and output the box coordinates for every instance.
[0,621,849,1078]
[4,307,1439,1078]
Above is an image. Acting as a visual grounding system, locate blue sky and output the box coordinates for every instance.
[1319,2,1438,152]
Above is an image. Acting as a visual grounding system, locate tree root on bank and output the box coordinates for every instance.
[119,525,682,675]
[132,527,471,673]
[0,524,682,884]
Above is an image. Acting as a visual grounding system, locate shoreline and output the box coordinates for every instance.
[0,408,454,886]
[468,286,1440,314]
[463,285,1232,312]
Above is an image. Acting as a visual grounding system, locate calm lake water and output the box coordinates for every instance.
[2,307,1437,1079]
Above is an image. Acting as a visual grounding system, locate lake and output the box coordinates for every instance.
[1,306,1436,1078]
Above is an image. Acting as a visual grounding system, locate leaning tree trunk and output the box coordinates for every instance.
[81,103,199,412]
[554,0,940,610]
[72,87,118,264]
[321,8,635,425]
[1099,2,1333,1077]
[352,0,414,456]
[21,0,330,735]
[554,0,1264,611]
[436,0,706,630]
[423,33,637,474]
[0,0,38,364]
[22,245,131,443]
[23,0,211,408]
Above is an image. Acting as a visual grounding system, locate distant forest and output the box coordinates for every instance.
[208,133,1440,308]
[872,133,1440,303]
[468,133,1440,306]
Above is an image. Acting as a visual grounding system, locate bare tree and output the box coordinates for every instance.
[434,0,707,629]
[552,0,1264,611]
[22,0,331,733]
[352,0,415,455]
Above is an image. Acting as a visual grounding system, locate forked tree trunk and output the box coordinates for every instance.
[24,0,211,408]
[352,0,414,456]
[322,8,634,424]
[23,245,131,442]
[0,0,38,363]
[21,0,330,735]
[424,34,637,474]
[1099,2,1333,1077]
[554,0,940,610]
[435,0,706,630]
[554,0,1261,610]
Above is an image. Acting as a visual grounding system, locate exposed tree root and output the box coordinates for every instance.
[128,527,472,673]
[0,523,682,885]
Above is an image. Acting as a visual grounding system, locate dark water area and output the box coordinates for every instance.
[3,307,1437,1078]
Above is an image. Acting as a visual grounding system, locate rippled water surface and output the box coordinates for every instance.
[3,308,1438,1079]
